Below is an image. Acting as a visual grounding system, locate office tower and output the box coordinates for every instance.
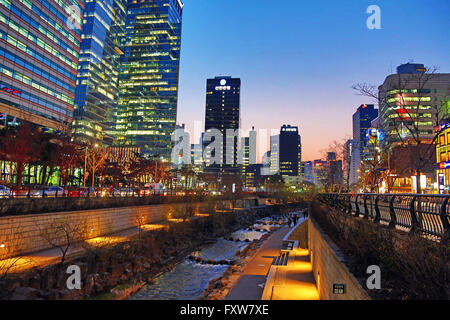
[312,159,327,187]
[249,126,257,165]
[379,64,450,145]
[327,152,343,190]
[116,0,183,158]
[0,0,84,132]
[204,76,241,175]
[302,161,313,183]
[270,134,280,175]
[350,104,378,184]
[279,125,301,177]
[72,0,126,146]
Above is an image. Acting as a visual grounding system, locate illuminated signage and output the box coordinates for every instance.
[365,128,384,143]
[0,87,21,95]
[438,162,450,169]
[435,122,450,133]
[215,86,231,91]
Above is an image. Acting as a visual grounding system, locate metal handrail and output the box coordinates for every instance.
[317,193,450,242]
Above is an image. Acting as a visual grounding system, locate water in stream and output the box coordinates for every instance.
[130,227,270,300]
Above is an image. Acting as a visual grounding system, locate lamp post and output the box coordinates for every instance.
[84,147,87,187]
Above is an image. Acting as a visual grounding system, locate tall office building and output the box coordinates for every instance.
[204,76,241,175]
[269,134,280,175]
[0,0,84,132]
[350,104,378,185]
[327,152,343,189]
[302,161,313,183]
[279,125,301,177]
[115,0,183,158]
[72,0,126,146]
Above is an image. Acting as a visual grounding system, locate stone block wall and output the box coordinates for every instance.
[308,218,371,300]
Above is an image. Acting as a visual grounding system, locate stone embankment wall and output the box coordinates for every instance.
[308,218,371,300]
[0,198,258,259]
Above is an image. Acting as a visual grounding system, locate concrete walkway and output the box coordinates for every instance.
[225,225,291,300]
[226,218,319,300]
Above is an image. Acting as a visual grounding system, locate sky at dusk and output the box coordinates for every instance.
[176,0,450,161]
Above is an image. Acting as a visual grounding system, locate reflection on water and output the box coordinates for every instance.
[129,228,269,300]
[130,260,228,300]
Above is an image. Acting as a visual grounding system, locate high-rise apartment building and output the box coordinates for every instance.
[115,0,183,158]
[204,76,240,175]
[0,0,84,132]
[72,0,126,146]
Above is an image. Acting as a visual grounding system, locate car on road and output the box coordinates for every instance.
[77,187,97,197]
[0,185,10,198]
[120,188,137,197]
[31,186,66,198]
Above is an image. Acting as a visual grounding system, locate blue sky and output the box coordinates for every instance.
[176,0,450,161]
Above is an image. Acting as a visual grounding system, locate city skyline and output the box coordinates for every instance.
[176,0,450,161]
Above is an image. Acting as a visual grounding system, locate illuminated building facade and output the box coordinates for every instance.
[0,0,84,132]
[116,0,183,158]
[312,159,327,187]
[378,65,450,146]
[436,122,450,194]
[350,104,378,185]
[279,125,301,177]
[270,134,279,175]
[204,76,241,175]
[73,0,126,146]
[302,161,313,183]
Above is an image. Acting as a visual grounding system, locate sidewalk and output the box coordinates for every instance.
[225,225,291,300]
[226,218,319,300]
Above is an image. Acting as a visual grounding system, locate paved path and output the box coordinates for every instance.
[226,218,319,300]
[225,225,291,300]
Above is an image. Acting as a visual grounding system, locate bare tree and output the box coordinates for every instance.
[37,218,87,265]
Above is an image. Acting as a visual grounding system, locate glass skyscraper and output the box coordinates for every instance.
[0,0,84,132]
[72,0,126,146]
[115,0,183,158]
[204,76,241,175]
[279,125,301,177]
